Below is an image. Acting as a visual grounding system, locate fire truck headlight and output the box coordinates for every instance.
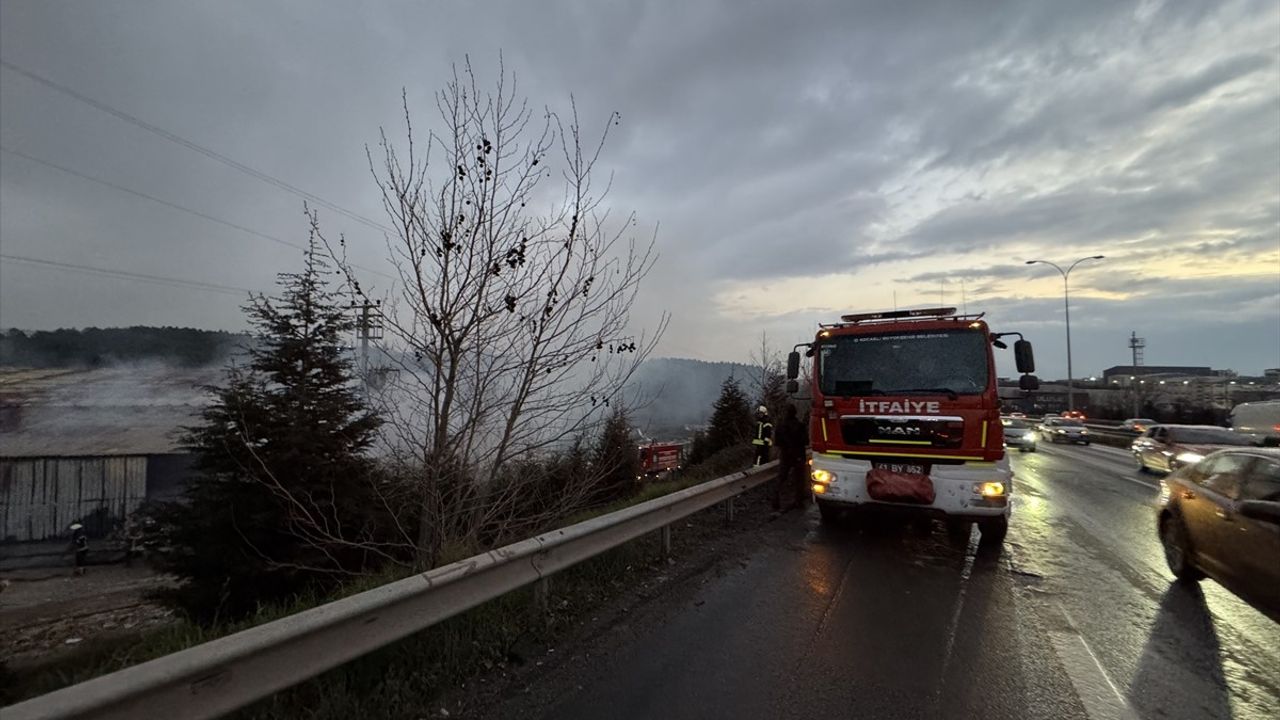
[975,482,1005,498]
[812,483,827,494]
[812,469,833,484]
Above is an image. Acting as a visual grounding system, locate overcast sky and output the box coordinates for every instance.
[1,0,1277,378]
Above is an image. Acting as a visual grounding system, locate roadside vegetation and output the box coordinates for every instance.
[0,326,248,368]
[2,62,777,712]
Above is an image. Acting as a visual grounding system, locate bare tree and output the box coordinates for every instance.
[749,331,788,417]
[325,58,666,568]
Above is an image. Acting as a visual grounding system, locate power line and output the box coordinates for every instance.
[2,146,302,253]
[0,145,395,281]
[0,58,395,235]
[0,253,257,296]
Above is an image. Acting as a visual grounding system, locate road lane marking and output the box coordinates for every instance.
[934,527,979,712]
[1087,444,1133,459]
[1112,473,1158,491]
[1050,602,1138,720]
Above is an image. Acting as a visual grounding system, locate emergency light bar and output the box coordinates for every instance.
[839,307,957,323]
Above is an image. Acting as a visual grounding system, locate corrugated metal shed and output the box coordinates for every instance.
[1,456,147,542]
[0,367,214,542]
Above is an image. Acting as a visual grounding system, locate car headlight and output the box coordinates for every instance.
[1080,429,1089,435]
[1023,431,1036,440]
[1176,452,1204,466]
[1054,429,1066,434]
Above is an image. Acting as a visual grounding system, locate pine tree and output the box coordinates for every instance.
[592,405,641,503]
[705,376,753,456]
[759,370,790,422]
[142,241,386,623]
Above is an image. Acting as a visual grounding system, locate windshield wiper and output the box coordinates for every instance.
[835,389,886,399]
[897,388,960,400]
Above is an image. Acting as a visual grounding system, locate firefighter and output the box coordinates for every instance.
[69,522,89,576]
[773,403,810,510]
[753,405,773,466]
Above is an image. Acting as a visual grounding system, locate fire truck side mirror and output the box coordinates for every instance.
[786,351,801,380]
[1014,339,1035,374]
[786,380,799,395]
[1019,374,1040,391]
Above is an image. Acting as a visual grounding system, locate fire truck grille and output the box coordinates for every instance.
[839,416,966,449]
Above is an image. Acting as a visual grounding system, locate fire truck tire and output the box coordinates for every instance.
[946,520,974,544]
[816,500,842,524]
[979,517,1008,547]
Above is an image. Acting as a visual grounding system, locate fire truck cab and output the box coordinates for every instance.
[786,307,1038,546]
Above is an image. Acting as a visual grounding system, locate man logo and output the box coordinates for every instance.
[877,425,922,437]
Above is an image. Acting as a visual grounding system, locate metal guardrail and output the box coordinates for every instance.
[1081,423,1138,449]
[4,462,777,720]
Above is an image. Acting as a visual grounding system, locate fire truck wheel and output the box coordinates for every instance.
[946,520,974,545]
[979,517,1008,547]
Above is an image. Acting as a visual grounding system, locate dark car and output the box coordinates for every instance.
[1132,424,1256,473]
[1157,448,1280,620]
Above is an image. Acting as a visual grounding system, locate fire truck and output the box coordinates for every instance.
[638,441,684,478]
[785,307,1039,546]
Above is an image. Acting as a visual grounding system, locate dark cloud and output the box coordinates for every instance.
[1,0,1276,375]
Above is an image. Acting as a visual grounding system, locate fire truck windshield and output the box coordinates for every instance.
[817,329,989,397]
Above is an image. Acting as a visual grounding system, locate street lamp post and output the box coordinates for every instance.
[1026,255,1105,412]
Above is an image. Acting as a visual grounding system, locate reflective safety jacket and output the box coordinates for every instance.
[753,418,774,446]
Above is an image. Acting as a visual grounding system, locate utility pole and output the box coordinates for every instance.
[1129,331,1145,368]
[1128,331,1145,417]
[351,301,383,394]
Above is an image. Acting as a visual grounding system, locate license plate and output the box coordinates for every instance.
[872,461,929,476]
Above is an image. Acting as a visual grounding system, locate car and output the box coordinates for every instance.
[1001,417,1037,452]
[1061,410,1087,420]
[1157,448,1280,621]
[1131,424,1256,473]
[1121,418,1158,432]
[1008,411,1027,419]
[1041,417,1090,444]
[1229,400,1280,445]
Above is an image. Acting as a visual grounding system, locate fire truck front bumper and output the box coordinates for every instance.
[808,452,1012,520]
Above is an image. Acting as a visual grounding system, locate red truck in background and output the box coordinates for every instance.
[639,442,684,478]
[786,307,1039,547]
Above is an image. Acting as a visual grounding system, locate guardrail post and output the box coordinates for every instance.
[660,524,672,558]
[726,497,736,523]
[533,576,551,614]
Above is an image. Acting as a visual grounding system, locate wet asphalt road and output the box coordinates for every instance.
[532,442,1280,720]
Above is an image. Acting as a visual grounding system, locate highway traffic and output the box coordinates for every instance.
[485,442,1280,720]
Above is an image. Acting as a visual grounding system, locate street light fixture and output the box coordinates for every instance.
[1026,255,1105,411]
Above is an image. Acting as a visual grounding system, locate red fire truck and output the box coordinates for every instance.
[639,442,684,478]
[785,307,1038,546]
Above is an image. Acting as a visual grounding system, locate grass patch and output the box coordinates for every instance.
[233,537,664,720]
[4,449,755,716]
[2,566,414,706]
